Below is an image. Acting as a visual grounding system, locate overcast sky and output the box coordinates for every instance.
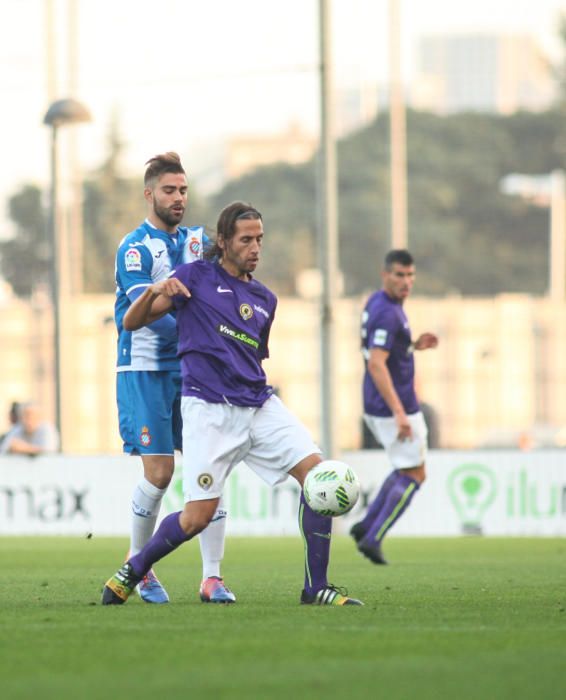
[1,0,564,236]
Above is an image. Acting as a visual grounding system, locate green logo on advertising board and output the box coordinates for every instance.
[447,463,497,535]
[163,468,184,513]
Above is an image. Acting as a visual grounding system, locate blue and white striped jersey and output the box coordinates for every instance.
[114,220,209,371]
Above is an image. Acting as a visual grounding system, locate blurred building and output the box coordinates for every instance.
[194,88,378,193]
[224,123,316,179]
[335,82,380,136]
[1,291,566,453]
[412,33,556,114]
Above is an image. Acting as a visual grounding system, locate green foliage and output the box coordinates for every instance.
[1,537,565,700]
[402,109,552,295]
[210,162,318,294]
[82,118,214,293]
[3,105,565,298]
[0,184,49,298]
[82,118,145,293]
[216,109,559,296]
[554,13,566,108]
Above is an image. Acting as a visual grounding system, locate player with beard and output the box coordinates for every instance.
[351,249,438,565]
[102,201,362,607]
[114,152,234,604]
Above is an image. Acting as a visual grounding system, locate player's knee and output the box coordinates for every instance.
[413,465,426,484]
[179,503,215,536]
[147,472,172,489]
[400,464,426,484]
[143,460,174,489]
[179,514,209,537]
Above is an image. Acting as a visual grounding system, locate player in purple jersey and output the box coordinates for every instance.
[351,249,438,565]
[115,152,233,604]
[101,201,362,607]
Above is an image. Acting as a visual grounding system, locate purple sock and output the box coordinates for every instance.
[361,472,419,545]
[129,511,191,577]
[358,470,399,531]
[299,492,332,595]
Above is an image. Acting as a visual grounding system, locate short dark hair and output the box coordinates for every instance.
[211,201,262,260]
[144,152,185,187]
[9,401,21,424]
[384,249,414,270]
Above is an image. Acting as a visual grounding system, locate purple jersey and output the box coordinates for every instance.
[171,260,277,407]
[361,289,419,417]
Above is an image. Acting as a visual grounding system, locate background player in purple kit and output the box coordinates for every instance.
[114,152,233,603]
[102,201,362,607]
[351,249,438,565]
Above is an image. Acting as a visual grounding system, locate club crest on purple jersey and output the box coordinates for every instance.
[239,303,253,320]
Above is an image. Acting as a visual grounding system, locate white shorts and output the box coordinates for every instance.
[181,394,321,502]
[363,411,428,469]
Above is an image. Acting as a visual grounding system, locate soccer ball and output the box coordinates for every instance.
[303,460,360,517]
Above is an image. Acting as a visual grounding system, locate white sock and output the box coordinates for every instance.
[130,478,167,556]
[198,497,227,580]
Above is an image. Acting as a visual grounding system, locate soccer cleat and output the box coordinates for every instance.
[101,562,142,605]
[349,522,366,543]
[199,576,236,604]
[301,585,364,606]
[137,569,169,604]
[358,540,388,565]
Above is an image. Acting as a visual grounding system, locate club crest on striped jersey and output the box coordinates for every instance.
[189,237,201,256]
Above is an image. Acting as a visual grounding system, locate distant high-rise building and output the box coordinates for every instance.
[412,33,556,114]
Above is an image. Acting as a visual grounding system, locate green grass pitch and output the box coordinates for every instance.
[1,536,565,700]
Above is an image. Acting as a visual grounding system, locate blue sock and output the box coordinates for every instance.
[129,511,191,577]
[361,472,419,546]
[298,492,332,595]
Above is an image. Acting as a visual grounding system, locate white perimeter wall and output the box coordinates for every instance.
[1,450,565,536]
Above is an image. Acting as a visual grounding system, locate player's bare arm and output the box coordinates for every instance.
[367,347,412,440]
[413,332,438,351]
[123,279,190,331]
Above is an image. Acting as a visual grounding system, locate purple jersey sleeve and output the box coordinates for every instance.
[258,302,276,360]
[361,289,418,417]
[366,305,400,353]
[170,262,197,310]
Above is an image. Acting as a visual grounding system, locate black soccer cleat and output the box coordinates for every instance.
[358,540,388,565]
[301,584,364,606]
[349,522,366,543]
[101,562,142,605]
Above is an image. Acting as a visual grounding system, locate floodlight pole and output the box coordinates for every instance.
[318,0,339,457]
[550,170,566,301]
[43,98,91,449]
[47,124,63,440]
[389,0,408,249]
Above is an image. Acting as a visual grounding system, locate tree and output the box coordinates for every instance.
[82,117,213,293]
[0,184,49,298]
[207,108,557,297]
[82,116,144,292]
[210,162,317,294]
[554,13,566,107]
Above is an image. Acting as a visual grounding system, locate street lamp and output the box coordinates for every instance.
[43,98,91,447]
